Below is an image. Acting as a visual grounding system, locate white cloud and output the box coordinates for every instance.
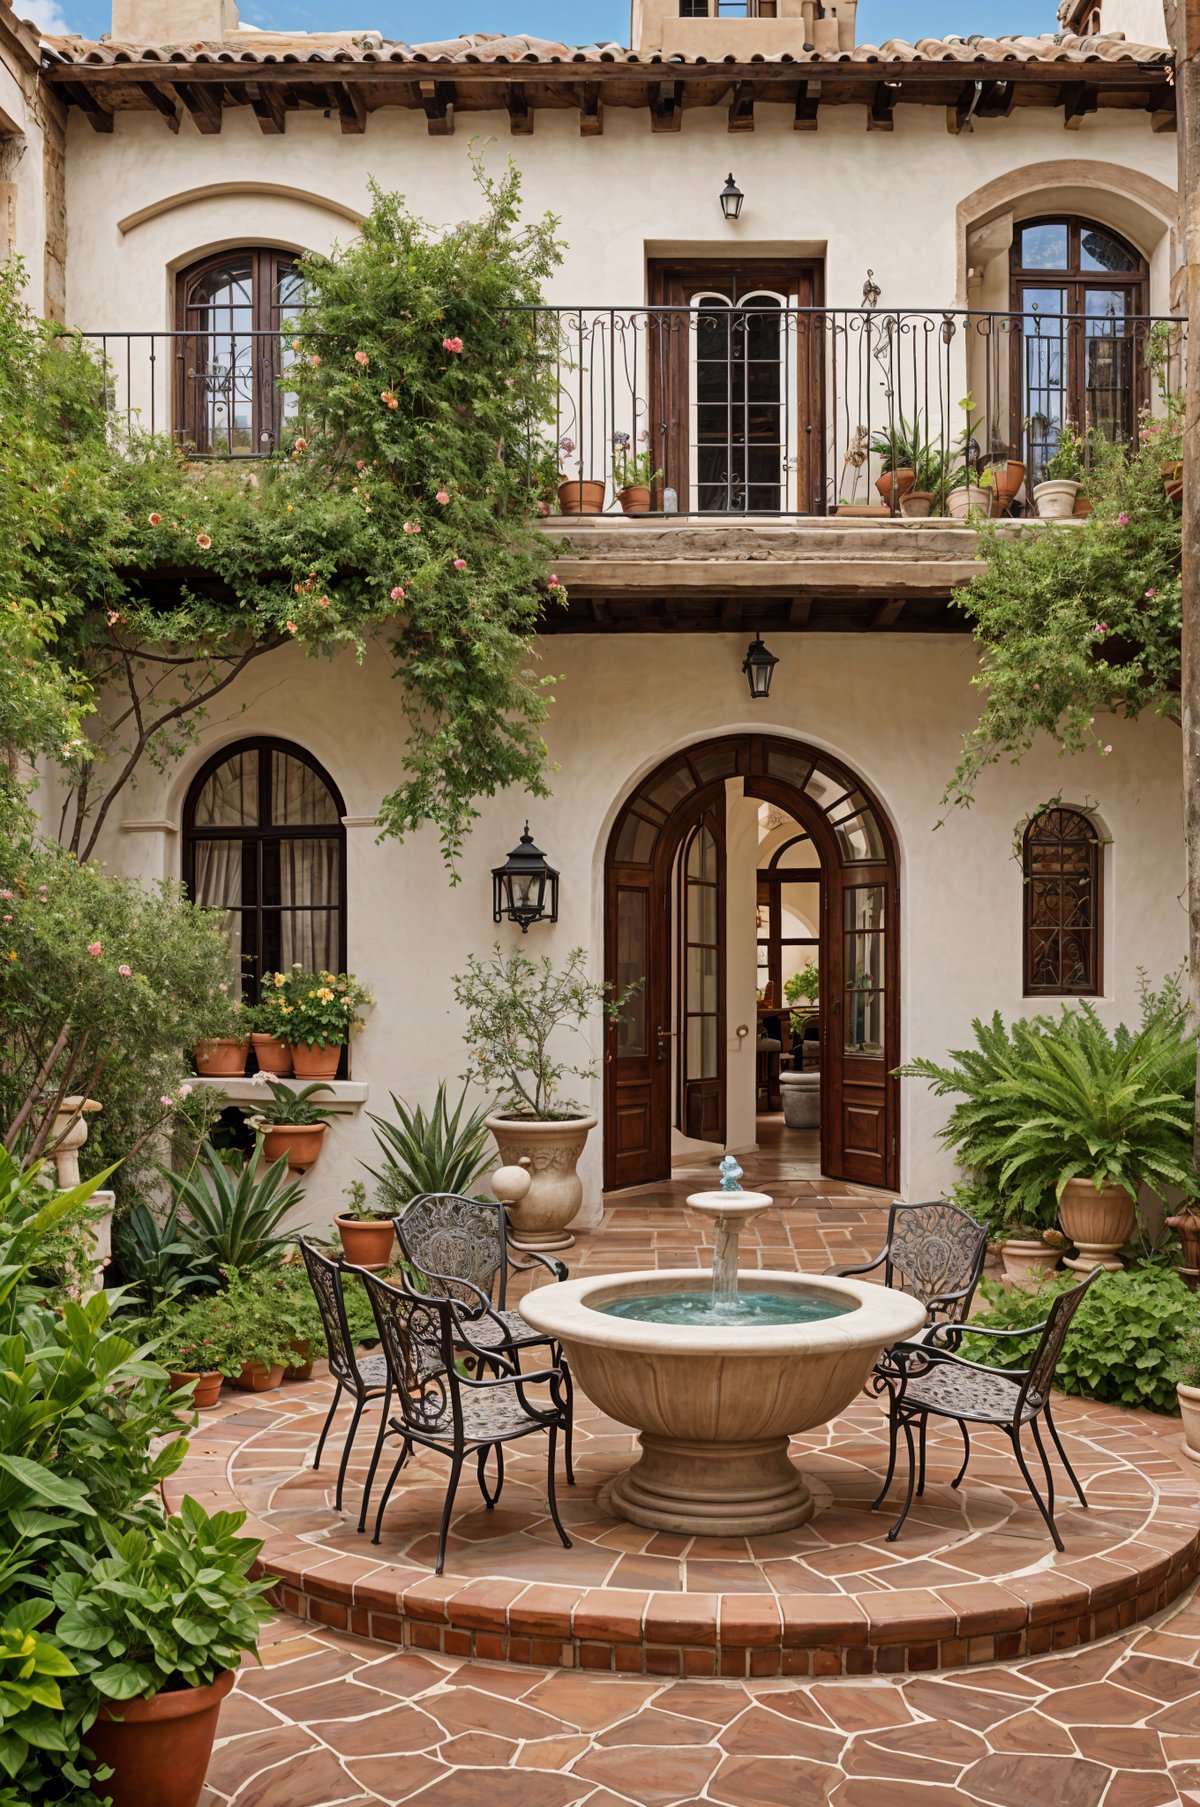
[17,0,73,32]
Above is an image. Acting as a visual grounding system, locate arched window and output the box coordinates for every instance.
[1010,216,1148,484]
[175,249,305,455]
[1023,807,1102,997]
[183,739,345,1000]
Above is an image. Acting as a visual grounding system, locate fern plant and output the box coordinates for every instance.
[162,1138,304,1278]
[365,1080,494,1211]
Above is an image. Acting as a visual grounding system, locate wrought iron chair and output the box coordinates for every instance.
[871,1266,1101,1550]
[827,1199,989,1334]
[356,1266,573,1575]
[298,1238,393,1533]
[394,1192,575,1482]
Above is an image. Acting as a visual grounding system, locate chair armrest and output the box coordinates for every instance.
[452,1304,521,1374]
[460,1360,570,1421]
[825,1249,887,1279]
[900,1343,1035,1384]
[508,1250,569,1283]
[958,1318,1050,1342]
[403,1261,493,1319]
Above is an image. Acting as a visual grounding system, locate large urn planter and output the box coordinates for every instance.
[1033,478,1080,519]
[335,1215,395,1269]
[86,1667,235,1807]
[168,1370,223,1409]
[289,1041,340,1079]
[1178,1383,1200,1467]
[1000,1238,1061,1290]
[261,1122,327,1172]
[557,478,606,516]
[1166,1205,1200,1292]
[250,1032,292,1076]
[1057,1178,1134,1272]
[947,485,993,519]
[486,1114,596,1251]
[779,1069,820,1130]
[193,1039,250,1078]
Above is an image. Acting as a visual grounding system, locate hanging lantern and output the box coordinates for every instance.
[742,635,779,700]
[719,173,745,222]
[492,824,559,932]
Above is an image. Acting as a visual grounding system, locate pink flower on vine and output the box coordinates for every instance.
[0,891,10,900]
[287,620,298,634]
[356,460,366,471]
[1103,743,1113,755]
[106,610,121,627]
[87,941,102,957]
[390,586,405,601]
[159,1095,174,1108]
[309,354,322,367]
[318,596,329,609]
[453,558,468,570]
[1145,587,1158,599]
[294,437,307,453]
[1117,512,1129,526]
[178,1083,192,1098]
[442,336,464,354]
[435,488,450,504]
[354,350,370,366]
[118,963,132,977]
[547,574,561,588]
[1093,622,1108,636]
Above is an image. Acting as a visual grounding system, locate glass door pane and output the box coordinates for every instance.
[844,884,885,1056]
[683,825,720,1080]
[1019,285,1067,484]
[690,291,788,513]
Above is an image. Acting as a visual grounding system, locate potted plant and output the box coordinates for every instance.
[264,966,373,1079]
[219,1266,305,1392]
[192,988,249,1078]
[1165,1201,1200,1290]
[162,1138,305,1283]
[365,1079,494,1213]
[268,1260,326,1379]
[243,1078,349,1171]
[151,1295,239,1409]
[335,1178,396,1269]
[1034,425,1084,518]
[868,416,926,510]
[556,435,605,515]
[994,1202,1068,1290]
[247,995,293,1076]
[53,1496,272,1807]
[981,454,1026,514]
[453,945,635,1250]
[611,429,661,515]
[1177,1326,1200,1467]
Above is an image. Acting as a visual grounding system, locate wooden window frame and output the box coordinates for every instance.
[1022,806,1103,998]
[175,248,301,456]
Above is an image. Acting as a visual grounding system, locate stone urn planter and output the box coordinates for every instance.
[947,484,993,519]
[168,1370,223,1409]
[250,1032,292,1076]
[290,1041,341,1079]
[1033,478,1080,519]
[779,1069,820,1130]
[1166,1205,1200,1292]
[1057,1178,1135,1272]
[335,1214,395,1269]
[86,1667,235,1807]
[261,1122,327,1172]
[486,1114,596,1250]
[1178,1383,1200,1467]
[557,478,605,515]
[194,1038,250,1078]
[1000,1238,1061,1290]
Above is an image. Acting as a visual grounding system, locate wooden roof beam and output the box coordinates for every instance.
[870,599,906,629]
[248,80,286,132]
[60,81,113,132]
[1147,83,1177,131]
[728,80,755,132]
[578,82,603,134]
[173,81,223,133]
[946,79,978,136]
[1060,81,1098,129]
[793,79,820,130]
[788,597,812,627]
[651,80,682,132]
[975,78,1015,118]
[337,83,367,132]
[505,82,532,134]
[136,80,179,132]
[868,81,898,131]
[419,80,454,134]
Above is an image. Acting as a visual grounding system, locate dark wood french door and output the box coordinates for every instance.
[677,802,727,1144]
[648,260,824,515]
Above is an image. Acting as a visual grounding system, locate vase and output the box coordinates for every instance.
[485,1115,596,1250]
[86,1668,235,1807]
[261,1122,327,1171]
[1057,1178,1135,1272]
[233,1361,285,1393]
[898,490,933,518]
[557,478,605,515]
[779,1069,820,1130]
[1000,1238,1060,1290]
[194,1039,250,1078]
[335,1215,396,1269]
[1033,478,1080,519]
[1166,1206,1200,1292]
[250,1033,293,1076]
[168,1370,223,1409]
[290,1041,341,1079]
[947,485,993,519]
[617,485,651,515]
[875,468,915,509]
[1178,1382,1200,1467]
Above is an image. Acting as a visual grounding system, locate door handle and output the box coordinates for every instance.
[655,1024,675,1063]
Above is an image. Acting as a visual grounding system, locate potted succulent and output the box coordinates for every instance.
[868,416,925,510]
[1177,1326,1200,1467]
[556,435,605,515]
[453,945,635,1250]
[263,966,373,1079]
[365,1079,494,1212]
[611,429,661,515]
[248,994,293,1076]
[151,1295,239,1409]
[243,1077,349,1171]
[54,1496,272,1807]
[335,1178,396,1269]
[192,986,249,1078]
[1034,425,1084,518]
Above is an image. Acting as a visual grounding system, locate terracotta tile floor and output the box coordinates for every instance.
[186,1132,1200,1803]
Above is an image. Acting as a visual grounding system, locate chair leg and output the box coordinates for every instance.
[356,1387,393,1535]
[870,1393,900,1511]
[334,1396,364,1514]
[477,1443,504,1508]
[435,1454,465,1577]
[561,1357,576,1487]
[950,1419,971,1491]
[312,1383,341,1472]
[1009,1426,1064,1553]
[1043,1400,1089,1509]
[371,1438,412,1545]
[545,1424,571,1551]
[1030,1415,1057,1525]
[916,1415,929,1498]
[886,1412,919,1543]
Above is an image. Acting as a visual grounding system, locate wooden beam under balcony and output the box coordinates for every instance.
[337,83,367,133]
[651,81,682,133]
[1148,84,1178,131]
[136,82,179,132]
[248,81,287,133]
[505,83,532,134]
[793,81,820,131]
[419,80,455,134]
[946,81,977,136]
[578,83,603,135]
[728,81,755,132]
[59,82,113,132]
[868,82,898,131]
[975,79,1015,119]
[1060,81,1098,129]
[173,81,224,134]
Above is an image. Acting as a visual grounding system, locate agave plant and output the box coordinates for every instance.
[365,1080,494,1211]
[162,1138,304,1279]
[113,1197,211,1312]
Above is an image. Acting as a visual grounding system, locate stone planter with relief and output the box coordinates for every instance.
[486,1114,597,1250]
[1178,1383,1200,1467]
[1057,1177,1135,1272]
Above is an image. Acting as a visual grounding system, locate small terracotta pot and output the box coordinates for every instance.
[557,478,606,515]
[87,1668,235,1807]
[285,1338,314,1382]
[250,1032,293,1076]
[193,1039,249,1078]
[988,459,1026,510]
[168,1370,224,1410]
[1178,1382,1200,1467]
[875,468,915,508]
[1000,1238,1060,1291]
[233,1360,285,1393]
[617,485,651,515]
[1073,495,1093,517]
[261,1122,327,1171]
[1058,1177,1135,1272]
[336,1214,396,1269]
[290,1041,341,1079]
[898,490,933,518]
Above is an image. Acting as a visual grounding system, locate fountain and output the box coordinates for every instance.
[519,1159,926,1535]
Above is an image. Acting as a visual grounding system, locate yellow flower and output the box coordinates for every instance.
[317,987,334,1001]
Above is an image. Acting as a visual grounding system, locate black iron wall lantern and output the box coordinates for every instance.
[742,634,779,701]
[719,173,744,222]
[492,823,559,932]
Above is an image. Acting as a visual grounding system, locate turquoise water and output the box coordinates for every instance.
[597,1290,853,1329]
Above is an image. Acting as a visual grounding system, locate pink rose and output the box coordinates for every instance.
[453,558,468,570]
[1145,587,1158,599]
[390,586,406,601]
[294,436,307,452]
[547,574,561,588]
[87,941,102,957]
[354,350,370,366]
[435,489,450,504]
[442,336,464,354]
[118,963,132,977]
[403,521,420,534]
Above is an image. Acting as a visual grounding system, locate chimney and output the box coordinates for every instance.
[111,0,239,42]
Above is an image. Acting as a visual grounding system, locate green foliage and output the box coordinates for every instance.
[1177,1324,1200,1391]
[111,1198,210,1315]
[965,1265,1195,1415]
[148,1290,240,1378]
[262,967,374,1048]
[454,945,634,1120]
[1044,423,1087,483]
[784,961,820,1041]
[944,403,1182,810]
[243,1078,349,1128]
[188,1267,305,1373]
[610,431,661,491]
[52,1496,272,1701]
[366,1080,494,1211]
[162,1139,304,1280]
[0,1600,84,1794]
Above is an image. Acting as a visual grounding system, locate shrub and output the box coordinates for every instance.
[366,1080,494,1210]
[162,1138,304,1280]
[261,968,374,1050]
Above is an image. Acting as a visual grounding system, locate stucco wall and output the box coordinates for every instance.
[0,7,66,317]
[78,629,1186,1230]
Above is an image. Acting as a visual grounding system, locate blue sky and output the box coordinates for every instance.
[25,0,1057,46]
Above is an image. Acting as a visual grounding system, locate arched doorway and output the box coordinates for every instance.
[603,734,899,1192]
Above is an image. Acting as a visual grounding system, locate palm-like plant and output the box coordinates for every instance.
[365,1080,494,1210]
[113,1198,211,1311]
[163,1138,304,1278]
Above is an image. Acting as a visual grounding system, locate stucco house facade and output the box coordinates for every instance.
[0,0,1185,1228]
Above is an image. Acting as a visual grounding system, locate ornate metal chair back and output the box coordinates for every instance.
[299,1237,360,1390]
[1019,1266,1102,1412]
[884,1200,988,1321]
[359,1268,457,1438]
[396,1192,508,1314]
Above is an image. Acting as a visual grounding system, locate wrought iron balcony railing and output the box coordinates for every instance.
[81,306,1184,518]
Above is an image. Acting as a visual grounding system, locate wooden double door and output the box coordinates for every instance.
[604,736,898,1194]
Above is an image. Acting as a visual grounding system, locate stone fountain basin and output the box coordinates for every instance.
[520,1268,927,1535]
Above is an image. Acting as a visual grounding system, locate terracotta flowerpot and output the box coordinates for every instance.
[617,484,651,515]
[1165,1206,1200,1292]
[947,485,994,519]
[485,1114,596,1251]
[1073,494,1093,517]
[898,489,934,518]
[1163,459,1184,503]
[1000,1238,1060,1291]
[1033,478,1080,519]
[87,1668,235,1807]
[261,1122,327,1171]
[290,1041,341,1079]
[335,1214,396,1269]
[233,1360,285,1393]
[1178,1382,1200,1467]
[167,1370,223,1409]
[1058,1178,1135,1272]
[250,1032,293,1076]
[285,1338,314,1381]
[831,503,890,518]
[988,460,1026,510]
[557,478,606,515]
[875,468,915,508]
[193,1038,249,1078]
